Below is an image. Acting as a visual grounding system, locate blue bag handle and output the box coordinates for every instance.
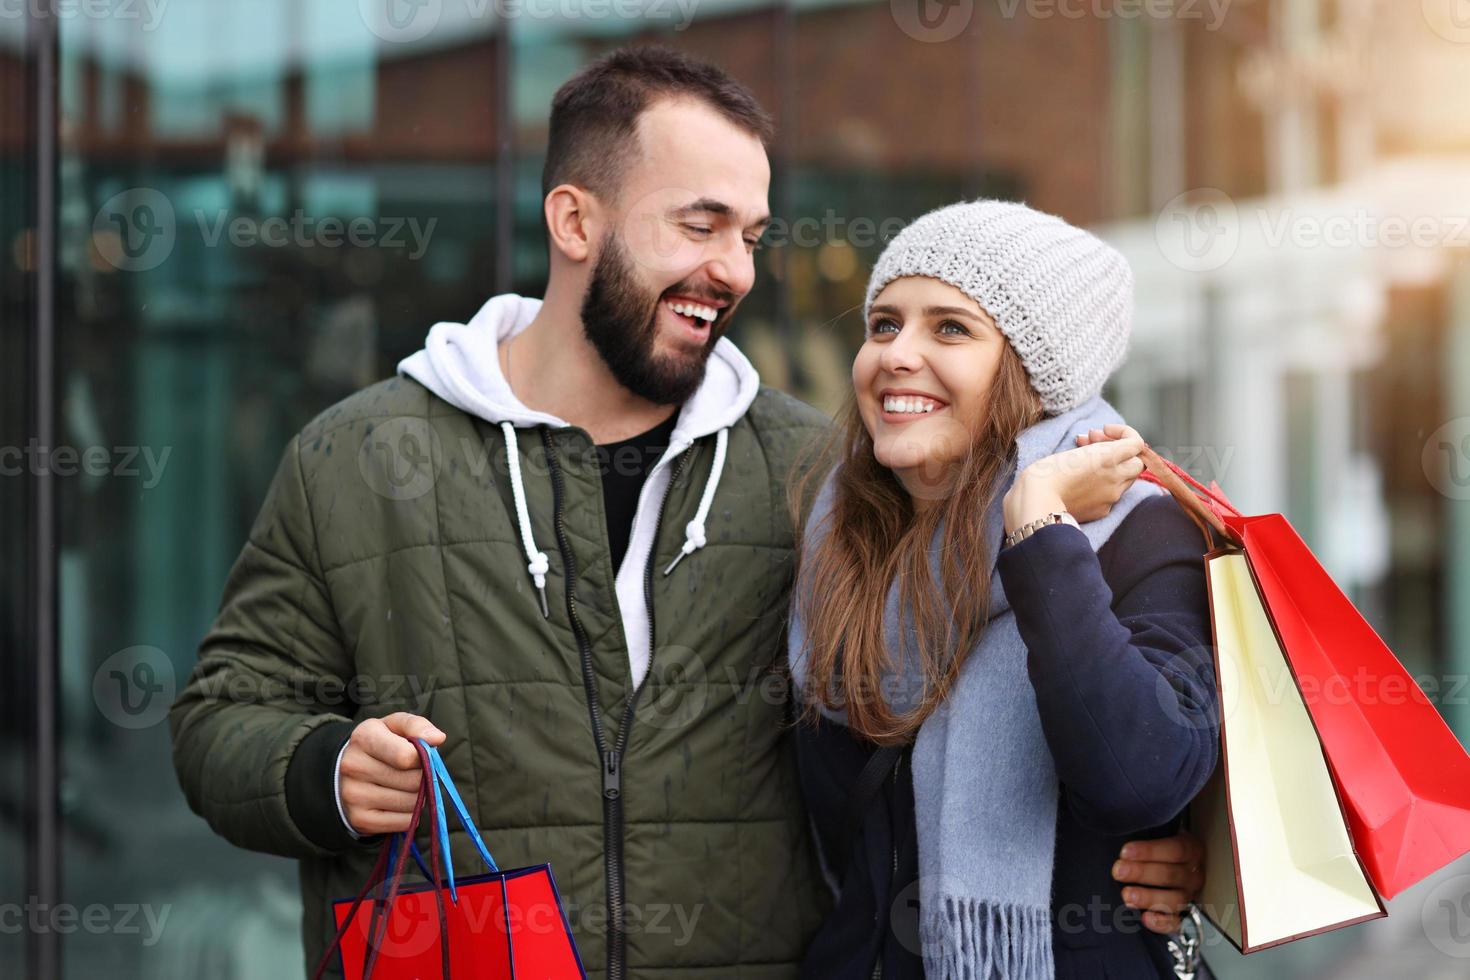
[385,832,434,887]
[413,740,500,903]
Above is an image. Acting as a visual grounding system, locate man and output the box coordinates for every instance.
[169,46,1205,980]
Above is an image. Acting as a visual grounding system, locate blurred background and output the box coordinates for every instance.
[4,0,1470,977]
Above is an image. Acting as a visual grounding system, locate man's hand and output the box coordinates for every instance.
[340,712,446,835]
[1111,829,1206,934]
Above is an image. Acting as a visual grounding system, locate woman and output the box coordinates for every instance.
[789,201,1220,979]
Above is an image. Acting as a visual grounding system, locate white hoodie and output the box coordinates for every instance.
[397,293,762,689]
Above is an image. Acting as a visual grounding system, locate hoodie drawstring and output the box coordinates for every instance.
[664,426,729,576]
[501,422,551,618]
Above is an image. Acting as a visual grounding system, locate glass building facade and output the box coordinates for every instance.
[4,1,1470,977]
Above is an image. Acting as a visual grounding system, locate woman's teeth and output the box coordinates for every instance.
[883,396,940,415]
[665,299,717,323]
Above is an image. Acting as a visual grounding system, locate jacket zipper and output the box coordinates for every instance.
[541,428,695,980]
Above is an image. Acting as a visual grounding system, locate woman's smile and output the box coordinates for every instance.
[878,387,949,424]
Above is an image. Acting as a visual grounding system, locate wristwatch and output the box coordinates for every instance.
[1004,510,1080,549]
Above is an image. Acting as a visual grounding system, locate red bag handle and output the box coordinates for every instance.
[1137,445,1243,550]
[1140,448,1242,518]
[311,739,452,980]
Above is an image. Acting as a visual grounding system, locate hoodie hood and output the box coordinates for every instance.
[397,292,761,444]
[397,293,761,653]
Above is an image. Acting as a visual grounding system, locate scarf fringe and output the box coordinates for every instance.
[920,896,1055,980]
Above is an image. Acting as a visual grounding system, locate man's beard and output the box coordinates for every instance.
[580,232,731,406]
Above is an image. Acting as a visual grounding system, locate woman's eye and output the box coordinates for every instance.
[868,319,899,336]
[939,320,970,337]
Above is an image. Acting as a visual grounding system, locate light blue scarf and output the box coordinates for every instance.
[789,393,1166,980]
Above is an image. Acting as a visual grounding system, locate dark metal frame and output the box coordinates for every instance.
[24,6,61,979]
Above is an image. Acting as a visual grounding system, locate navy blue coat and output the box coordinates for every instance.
[796,493,1220,979]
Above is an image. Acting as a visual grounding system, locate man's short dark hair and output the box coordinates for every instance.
[542,45,773,202]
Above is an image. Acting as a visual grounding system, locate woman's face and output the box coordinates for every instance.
[853,276,1008,501]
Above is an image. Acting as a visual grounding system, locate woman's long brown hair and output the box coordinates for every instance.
[789,342,1045,745]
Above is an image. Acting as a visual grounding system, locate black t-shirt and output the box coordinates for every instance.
[596,411,680,572]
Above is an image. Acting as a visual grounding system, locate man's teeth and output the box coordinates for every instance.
[665,300,718,323]
[883,396,941,414]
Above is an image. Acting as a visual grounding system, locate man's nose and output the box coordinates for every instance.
[703,234,756,300]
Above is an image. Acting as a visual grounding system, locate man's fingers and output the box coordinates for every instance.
[381,711,447,745]
[1119,832,1203,867]
[1111,858,1198,890]
[354,719,419,769]
[1119,886,1192,915]
[340,747,424,792]
[348,809,414,836]
[341,780,420,815]
[1141,910,1181,935]
[354,716,431,770]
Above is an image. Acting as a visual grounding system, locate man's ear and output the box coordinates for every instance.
[544,184,598,263]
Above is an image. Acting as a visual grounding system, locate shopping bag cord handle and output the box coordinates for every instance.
[1138,445,1243,549]
[418,740,501,883]
[309,741,454,980]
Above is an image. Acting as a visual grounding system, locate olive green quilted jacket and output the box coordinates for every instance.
[170,296,834,980]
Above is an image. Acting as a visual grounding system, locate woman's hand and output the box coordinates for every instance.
[1003,424,1147,533]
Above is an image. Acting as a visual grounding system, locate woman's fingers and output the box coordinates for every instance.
[1076,424,1141,446]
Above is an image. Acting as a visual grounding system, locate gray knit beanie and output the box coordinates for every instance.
[864,199,1133,416]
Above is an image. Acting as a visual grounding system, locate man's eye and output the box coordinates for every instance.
[683,224,713,237]
[744,237,763,252]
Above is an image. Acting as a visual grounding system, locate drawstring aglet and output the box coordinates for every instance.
[663,520,707,576]
[528,551,550,618]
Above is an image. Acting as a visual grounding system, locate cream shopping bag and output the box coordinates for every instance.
[1189,548,1385,952]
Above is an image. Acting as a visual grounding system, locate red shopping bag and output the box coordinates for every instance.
[1142,449,1470,901]
[312,740,587,980]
